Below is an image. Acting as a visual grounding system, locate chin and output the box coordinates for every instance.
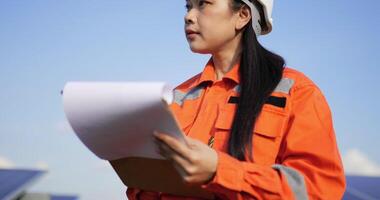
[189,44,211,54]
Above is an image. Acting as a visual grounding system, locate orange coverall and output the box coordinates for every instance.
[127,59,346,199]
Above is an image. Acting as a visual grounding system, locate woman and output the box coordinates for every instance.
[128,0,346,199]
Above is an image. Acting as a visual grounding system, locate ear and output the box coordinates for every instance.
[235,5,251,30]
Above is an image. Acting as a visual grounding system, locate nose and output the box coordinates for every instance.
[184,9,196,25]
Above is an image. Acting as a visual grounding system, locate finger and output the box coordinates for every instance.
[172,161,189,178]
[184,136,209,150]
[154,138,167,158]
[155,138,191,168]
[154,131,191,159]
[155,140,195,180]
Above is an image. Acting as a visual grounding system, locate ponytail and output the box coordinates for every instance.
[228,0,285,161]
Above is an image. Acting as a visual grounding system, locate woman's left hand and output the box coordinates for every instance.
[153,131,218,185]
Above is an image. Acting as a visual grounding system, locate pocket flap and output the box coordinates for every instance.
[215,105,236,130]
[215,106,287,138]
[254,109,287,138]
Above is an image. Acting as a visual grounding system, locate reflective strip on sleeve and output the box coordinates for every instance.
[173,85,205,106]
[272,164,308,200]
[274,78,295,94]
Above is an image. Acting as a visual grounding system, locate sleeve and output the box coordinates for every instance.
[126,188,140,200]
[201,85,346,200]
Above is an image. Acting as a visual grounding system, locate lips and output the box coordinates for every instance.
[185,28,200,36]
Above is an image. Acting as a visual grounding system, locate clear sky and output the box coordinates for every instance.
[0,1,379,199]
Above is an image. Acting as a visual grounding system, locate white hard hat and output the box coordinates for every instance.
[240,0,274,36]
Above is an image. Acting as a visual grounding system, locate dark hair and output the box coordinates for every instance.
[228,0,285,161]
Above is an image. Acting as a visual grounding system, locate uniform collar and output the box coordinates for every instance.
[193,58,241,88]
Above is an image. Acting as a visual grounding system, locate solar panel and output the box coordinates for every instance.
[15,193,78,200]
[50,195,78,200]
[343,175,380,200]
[0,169,45,200]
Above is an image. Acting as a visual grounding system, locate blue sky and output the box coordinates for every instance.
[0,1,379,199]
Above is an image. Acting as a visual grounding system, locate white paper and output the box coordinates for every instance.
[62,82,185,160]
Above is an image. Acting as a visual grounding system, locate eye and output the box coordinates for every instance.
[185,0,210,11]
[198,0,207,7]
[185,2,193,11]
[185,4,190,11]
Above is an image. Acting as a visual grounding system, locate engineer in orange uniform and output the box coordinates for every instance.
[127,0,346,199]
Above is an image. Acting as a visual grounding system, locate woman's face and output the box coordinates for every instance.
[184,0,241,54]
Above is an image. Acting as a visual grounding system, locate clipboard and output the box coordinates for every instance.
[110,157,215,199]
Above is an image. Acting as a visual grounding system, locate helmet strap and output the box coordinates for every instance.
[240,0,262,36]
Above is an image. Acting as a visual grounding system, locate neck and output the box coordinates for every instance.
[211,39,242,81]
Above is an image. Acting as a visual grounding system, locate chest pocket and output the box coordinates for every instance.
[175,112,196,135]
[214,104,288,165]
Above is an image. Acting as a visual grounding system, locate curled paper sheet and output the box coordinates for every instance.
[62,82,185,160]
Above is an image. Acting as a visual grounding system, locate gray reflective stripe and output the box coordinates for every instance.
[173,85,205,106]
[272,164,308,200]
[233,85,241,93]
[274,78,295,94]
